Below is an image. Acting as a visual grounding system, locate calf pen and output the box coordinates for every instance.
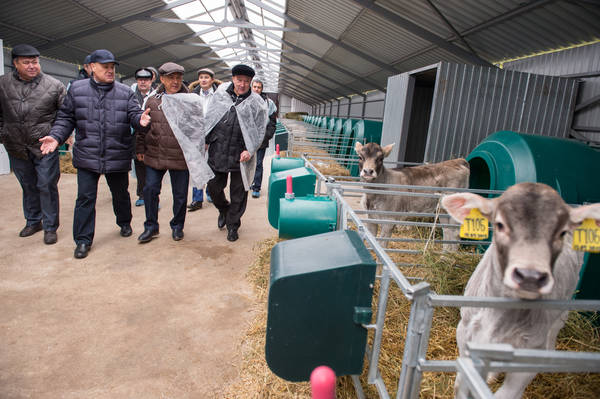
[276,119,600,398]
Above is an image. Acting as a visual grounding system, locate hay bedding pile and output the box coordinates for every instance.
[227,225,600,398]
[60,152,77,174]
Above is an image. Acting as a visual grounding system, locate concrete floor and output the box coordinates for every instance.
[0,164,276,398]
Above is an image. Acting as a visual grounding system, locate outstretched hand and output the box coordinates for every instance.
[39,136,59,155]
[140,108,151,127]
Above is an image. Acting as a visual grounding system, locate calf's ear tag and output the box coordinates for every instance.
[459,208,489,240]
[572,218,600,253]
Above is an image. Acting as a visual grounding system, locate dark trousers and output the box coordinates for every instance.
[134,159,146,199]
[9,150,60,231]
[251,147,267,191]
[74,168,132,245]
[207,170,248,231]
[143,166,189,231]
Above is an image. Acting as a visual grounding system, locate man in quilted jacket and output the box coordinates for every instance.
[39,49,151,259]
[0,44,66,245]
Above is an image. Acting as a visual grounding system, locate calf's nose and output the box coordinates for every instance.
[363,168,374,176]
[512,268,549,291]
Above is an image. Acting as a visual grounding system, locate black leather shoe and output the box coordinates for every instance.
[138,228,159,243]
[120,224,133,237]
[19,222,42,237]
[74,243,90,259]
[172,229,184,241]
[44,231,57,245]
[187,201,203,211]
[218,210,227,230]
[227,228,239,242]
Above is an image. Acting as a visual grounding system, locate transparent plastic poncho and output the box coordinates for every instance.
[161,82,268,190]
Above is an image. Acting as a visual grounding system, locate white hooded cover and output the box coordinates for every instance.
[161,82,268,190]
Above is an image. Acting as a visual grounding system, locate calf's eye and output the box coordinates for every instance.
[559,230,567,238]
[495,222,505,232]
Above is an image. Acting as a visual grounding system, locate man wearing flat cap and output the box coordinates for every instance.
[40,49,151,259]
[204,64,267,242]
[135,62,190,243]
[0,44,66,245]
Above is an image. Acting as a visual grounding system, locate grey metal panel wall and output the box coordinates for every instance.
[3,48,77,86]
[424,62,578,162]
[503,42,600,141]
[381,72,412,163]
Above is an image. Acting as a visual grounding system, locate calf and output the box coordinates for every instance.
[441,182,600,399]
[355,142,469,250]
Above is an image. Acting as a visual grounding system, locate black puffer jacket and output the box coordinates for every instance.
[49,78,147,174]
[0,71,66,159]
[205,84,250,173]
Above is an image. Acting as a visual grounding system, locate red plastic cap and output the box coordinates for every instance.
[286,175,293,194]
[276,144,280,155]
[310,366,336,399]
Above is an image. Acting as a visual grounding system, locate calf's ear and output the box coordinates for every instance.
[441,192,494,223]
[354,141,363,154]
[382,143,395,158]
[569,203,600,227]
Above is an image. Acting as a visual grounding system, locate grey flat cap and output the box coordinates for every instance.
[158,62,185,75]
[197,67,215,77]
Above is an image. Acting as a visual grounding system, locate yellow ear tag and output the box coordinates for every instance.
[572,218,600,253]
[459,208,489,240]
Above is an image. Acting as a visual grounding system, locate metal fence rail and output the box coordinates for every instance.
[283,148,600,399]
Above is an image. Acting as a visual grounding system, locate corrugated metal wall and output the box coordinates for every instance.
[425,62,578,162]
[503,42,600,142]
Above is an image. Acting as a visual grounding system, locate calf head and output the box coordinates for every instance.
[354,142,394,182]
[442,182,600,299]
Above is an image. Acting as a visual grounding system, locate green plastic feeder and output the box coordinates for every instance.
[349,120,383,176]
[339,119,358,158]
[278,196,338,239]
[268,167,316,229]
[466,130,600,301]
[331,118,347,155]
[274,131,288,151]
[266,230,377,381]
[271,157,305,174]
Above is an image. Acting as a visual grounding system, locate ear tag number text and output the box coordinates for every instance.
[573,218,600,253]
[460,208,489,240]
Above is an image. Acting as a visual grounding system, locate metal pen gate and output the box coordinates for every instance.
[281,119,600,398]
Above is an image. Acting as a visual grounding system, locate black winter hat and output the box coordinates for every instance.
[231,64,255,78]
[89,49,119,64]
[11,44,40,60]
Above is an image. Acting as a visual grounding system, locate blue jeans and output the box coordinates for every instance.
[10,150,60,231]
[192,186,204,202]
[251,147,267,191]
[144,166,189,231]
[74,168,131,245]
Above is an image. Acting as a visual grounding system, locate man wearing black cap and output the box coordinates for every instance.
[132,67,154,207]
[0,44,66,245]
[39,49,151,259]
[205,64,264,242]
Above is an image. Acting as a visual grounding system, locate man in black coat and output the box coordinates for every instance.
[205,64,257,242]
[0,44,66,245]
[40,49,151,259]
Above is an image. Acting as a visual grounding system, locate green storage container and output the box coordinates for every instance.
[467,131,600,204]
[271,157,305,174]
[339,119,359,158]
[278,196,338,239]
[266,230,377,381]
[349,120,384,176]
[268,167,316,229]
[466,130,600,301]
[327,118,336,131]
[329,118,346,155]
[274,131,288,151]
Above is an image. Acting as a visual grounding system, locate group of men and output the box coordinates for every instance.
[1,44,277,259]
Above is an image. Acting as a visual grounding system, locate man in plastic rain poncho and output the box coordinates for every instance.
[159,64,268,242]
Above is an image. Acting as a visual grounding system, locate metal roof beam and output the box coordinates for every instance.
[181,42,291,53]
[349,0,492,67]
[38,0,197,51]
[246,0,398,74]
[279,83,322,104]
[423,0,480,57]
[280,88,315,105]
[145,16,301,32]
[279,37,386,92]
[117,26,221,61]
[277,72,339,98]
